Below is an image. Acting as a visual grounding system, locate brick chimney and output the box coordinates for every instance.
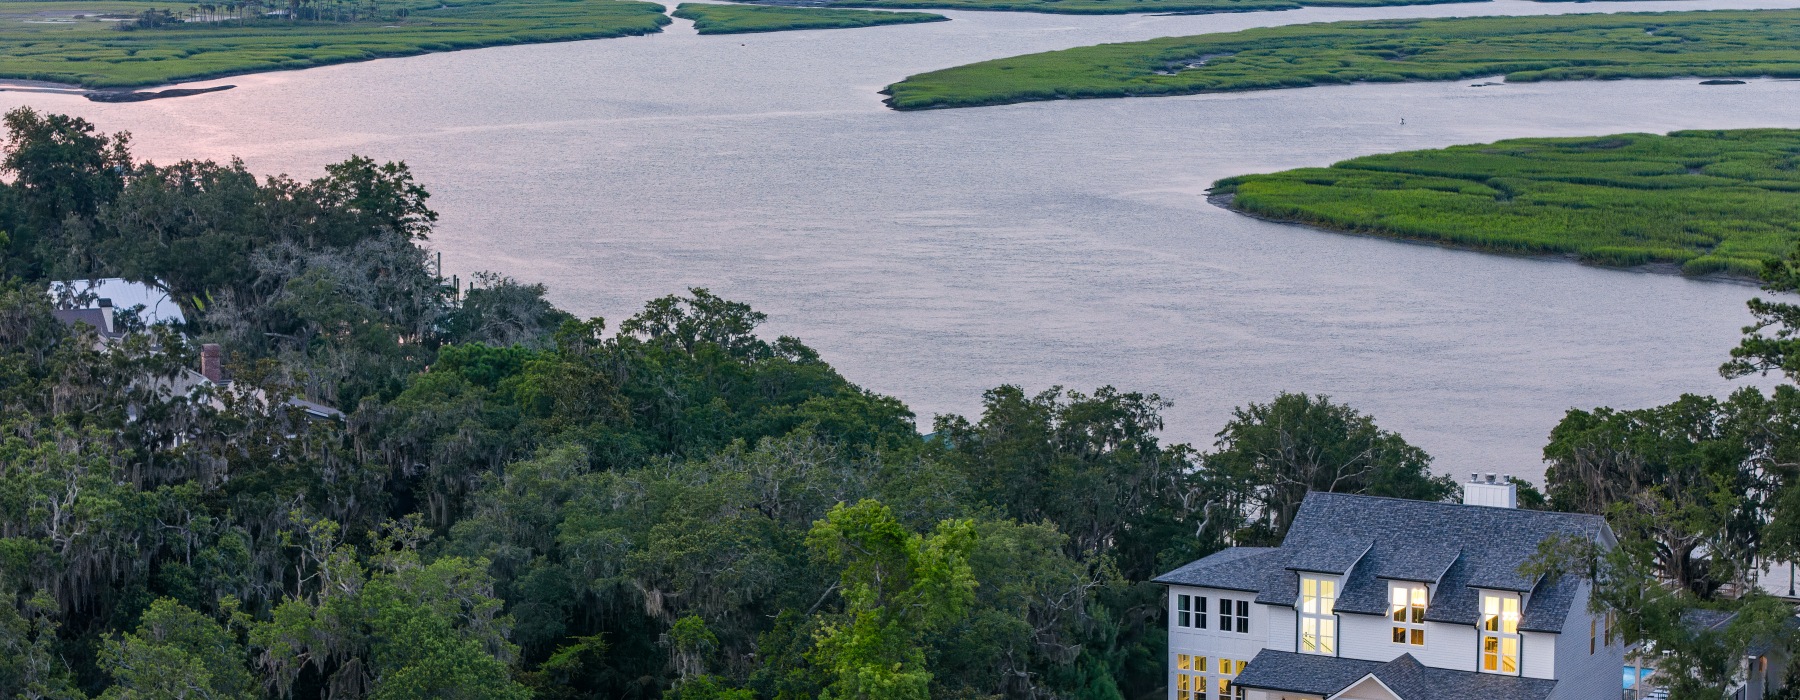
[200,343,224,384]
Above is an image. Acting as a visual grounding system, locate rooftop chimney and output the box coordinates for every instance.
[97,298,114,335]
[1463,472,1518,509]
[200,344,223,384]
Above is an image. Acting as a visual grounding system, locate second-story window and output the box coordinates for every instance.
[1299,575,1337,655]
[1480,591,1521,675]
[1227,599,1248,633]
[1175,594,1208,629]
[1389,582,1426,646]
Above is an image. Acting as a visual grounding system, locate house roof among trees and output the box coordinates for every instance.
[1231,650,1559,700]
[1153,492,1608,632]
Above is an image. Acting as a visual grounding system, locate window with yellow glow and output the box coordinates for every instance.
[1479,592,1521,675]
[1389,582,1426,646]
[1217,658,1246,700]
[1299,575,1338,656]
[1174,653,1206,700]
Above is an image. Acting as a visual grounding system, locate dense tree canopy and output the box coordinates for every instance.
[13,104,1791,700]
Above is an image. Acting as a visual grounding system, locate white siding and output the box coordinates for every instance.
[1522,631,1556,679]
[1339,612,1407,663]
[1412,621,1478,672]
[1545,582,1624,700]
[1265,604,1297,653]
[1168,586,1268,700]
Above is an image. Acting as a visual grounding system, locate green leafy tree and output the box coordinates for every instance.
[805,500,977,700]
[252,519,529,700]
[0,107,130,279]
[933,385,1201,578]
[97,598,254,700]
[1543,390,1778,596]
[0,590,82,700]
[1531,536,1794,700]
[1205,392,1455,543]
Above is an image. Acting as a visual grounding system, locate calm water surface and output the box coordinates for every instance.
[10,0,1800,481]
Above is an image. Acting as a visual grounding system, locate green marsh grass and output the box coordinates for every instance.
[0,0,668,88]
[787,0,1479,17]
[672,3,945,33]
[1214,129,1800,277]
[884,10,1800,109]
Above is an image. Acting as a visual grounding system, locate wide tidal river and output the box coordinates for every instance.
[11,0,1800,481]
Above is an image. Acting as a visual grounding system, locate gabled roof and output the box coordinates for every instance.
[1233,650,1558,700]
[48,278,185,325]
[52,308,127,340]
[1154,491,1608,633]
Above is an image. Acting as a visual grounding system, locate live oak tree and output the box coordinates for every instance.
[1204,392,1456,544]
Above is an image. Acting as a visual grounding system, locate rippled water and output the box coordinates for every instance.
[10,0,1800,481]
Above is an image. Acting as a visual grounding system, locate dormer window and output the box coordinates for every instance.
[1389,582,1426,646]
[1298,574,1338,655]
[1480,591,1522,675]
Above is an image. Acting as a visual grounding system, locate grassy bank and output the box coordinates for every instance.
[1212,129,1800,277]
[672,3,945,34]
[884,9,1800,109]
[0,0,668,88]
[793,0,1480,17]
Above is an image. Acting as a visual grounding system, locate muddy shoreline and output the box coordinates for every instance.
[0,79,235,102]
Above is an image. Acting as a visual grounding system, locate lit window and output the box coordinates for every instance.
[1218,658,1246,700]
[1589,618,1596,655]
[1299,575,1338,656]
[1480,592,1521,675]
[1604,611,1615,646]
[1174,654,1206,700]
[1389,582,1426,646]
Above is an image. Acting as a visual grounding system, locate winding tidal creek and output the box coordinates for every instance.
[12,0,1800,481]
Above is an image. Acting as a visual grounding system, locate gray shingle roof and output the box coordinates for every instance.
[51,308,125,340]
[1287,537,1372,575]
[1155,492,1608,633]
[1152,547,1285,592]
[1231,649,1381,696]
[1232,650,1558,700]
[1369,653,1559,700]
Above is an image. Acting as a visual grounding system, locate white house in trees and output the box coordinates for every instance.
[1154,477,1625,700]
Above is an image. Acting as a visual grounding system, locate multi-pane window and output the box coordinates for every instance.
[1175,594,1208,629]
[1604,611,1616,646]
[1225,599,1248,633]
[1389,582,1426,646]
[1174,654,1206,700]
[1299,575,1338,656]
[1217,658,1246,700]
[1480,592,1521,675]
